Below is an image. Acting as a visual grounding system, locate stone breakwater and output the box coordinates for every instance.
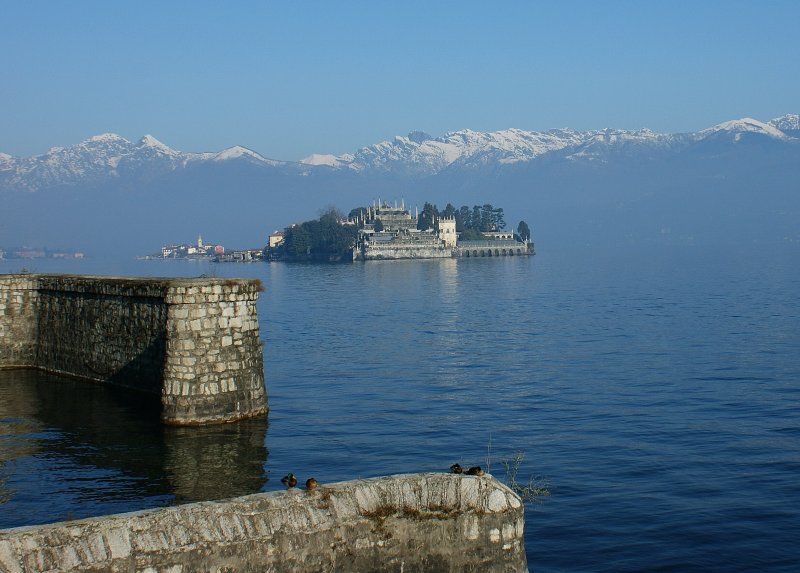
[0,473,526,572]
[0,274,266,425]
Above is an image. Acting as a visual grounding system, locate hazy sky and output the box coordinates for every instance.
[2,1,798,160]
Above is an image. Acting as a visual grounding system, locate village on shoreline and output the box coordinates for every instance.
[141,200,534,263]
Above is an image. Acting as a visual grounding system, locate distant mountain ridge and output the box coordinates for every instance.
[1,114,798,257]
[0,133,295,192]
[1,114,797,192]
[299,115,798,174]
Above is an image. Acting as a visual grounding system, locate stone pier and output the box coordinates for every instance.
[0,473,527,572]
[0,274,267,425]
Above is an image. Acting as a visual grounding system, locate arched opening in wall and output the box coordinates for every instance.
[480,250,485,257]
[509,250,514,256]
[495,249,500,256]
[517,248,522,254]
[465,250,470,257]
[473,250,478,257]
[487,250,493,257]
[502,249,507,256]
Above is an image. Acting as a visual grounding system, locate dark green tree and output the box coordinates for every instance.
[284,225,312,257]
[348,207,367,225]
[417,202,438,231]
[457,205,472,231]
[279,207,358,260]
[492,206,506,230]
[471,205,483,230]
[459,228,485,241]
[317,208,357,254]
[441,203,457,219]
[517,220,531,241]
[319,206,344,224]
[479,204,494,232]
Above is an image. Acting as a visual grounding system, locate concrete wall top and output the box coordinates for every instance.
[0,275,38,291]
[0,473,526,572]
[6,274,264,299]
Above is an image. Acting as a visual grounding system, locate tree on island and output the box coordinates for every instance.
[412,203,506,234]
[478,204,505,231]
[417,202,438,231]
[279,207,358,260]
[285,225,312,257]
[517,220,531,241]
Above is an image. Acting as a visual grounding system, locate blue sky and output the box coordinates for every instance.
[2,0,798,160]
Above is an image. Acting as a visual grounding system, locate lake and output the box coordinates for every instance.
[1,244,799,571]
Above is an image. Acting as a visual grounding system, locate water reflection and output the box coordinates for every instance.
[163,419,269,502]
[0,369,268,527]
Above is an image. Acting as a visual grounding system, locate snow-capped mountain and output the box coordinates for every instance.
[0,134,289,192]
[301,127,587,175]
[696,117,790,142]
[1,115,796,192]
[769,113,800,135]
[300,115,796,175]
[1,114,798,258]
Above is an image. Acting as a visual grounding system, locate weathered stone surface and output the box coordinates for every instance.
[0,274,267,425]
[0,276,38,368]
[0,473,526,572]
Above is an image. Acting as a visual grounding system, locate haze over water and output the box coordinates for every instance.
[1,244,798,571]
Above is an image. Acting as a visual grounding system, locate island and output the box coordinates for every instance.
[267,200,534,262]
[144,200,534,264]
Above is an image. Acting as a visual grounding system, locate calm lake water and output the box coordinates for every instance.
[1,245,799,572]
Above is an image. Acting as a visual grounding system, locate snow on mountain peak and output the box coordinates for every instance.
[302,153,347,167]
[309,125,592,174]
[699,117,788,140]
[2,114,797,193]
[86,133,131,145]
[137,134,177,155]
[769,113,800,132]
[213,145,271,163]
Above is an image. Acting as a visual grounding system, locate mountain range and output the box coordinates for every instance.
[1,114,798,257]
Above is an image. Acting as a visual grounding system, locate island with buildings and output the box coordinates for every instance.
[143,234,266,262]
[139,235,225,260]
[145,200,533,264]
[267,200,534,262]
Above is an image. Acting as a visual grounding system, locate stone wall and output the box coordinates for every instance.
[0,274,267,425]
[455,241,534,258]
[360,246,454,260]
[0,275,38,368]
[0,473,527,572]
[357,241,535,260]
[161,280,266,425]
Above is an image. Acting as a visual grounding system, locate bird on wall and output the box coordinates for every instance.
[281,473,298,488]
[305,478,318,491]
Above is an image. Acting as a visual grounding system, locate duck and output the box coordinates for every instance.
[465,466,485,476]
[305,477,318,491]
[450,463,464,474]
[281,473,298,488]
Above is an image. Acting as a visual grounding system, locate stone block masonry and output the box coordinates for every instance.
[0,274,267,425]
[0,275,38,368]
[0,473,527,572]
